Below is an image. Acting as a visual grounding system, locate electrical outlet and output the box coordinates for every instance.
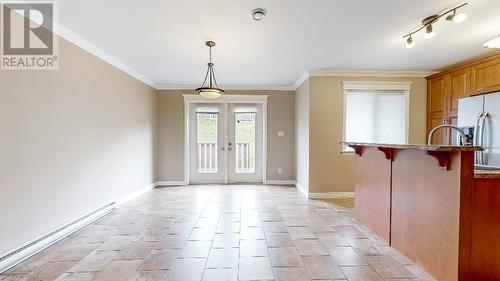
[278,131,285,137]
[277,168,283,174]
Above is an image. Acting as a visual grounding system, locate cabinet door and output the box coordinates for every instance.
[471,57,500,95]
[448,68,470,116]
[427,76,448,144]
[428,116,446,145]
[428,76,447,118]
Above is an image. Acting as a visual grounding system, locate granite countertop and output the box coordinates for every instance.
[341,142,483,152]
[474,169,500,178]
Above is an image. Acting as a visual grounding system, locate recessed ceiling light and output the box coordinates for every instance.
[484,34,500,49]
[252,8,266,21]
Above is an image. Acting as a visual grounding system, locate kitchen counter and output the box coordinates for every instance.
[342,142,483,151]
[345,142,500,281]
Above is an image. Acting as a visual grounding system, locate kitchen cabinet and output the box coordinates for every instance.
[471,56,500,95]
[427,69,470,144]
[427,52,500,145]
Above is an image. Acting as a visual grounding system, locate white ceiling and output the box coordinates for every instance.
[57,0,500,89]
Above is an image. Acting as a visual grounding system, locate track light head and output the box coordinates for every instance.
[406,36,415,48]
[446,10,467,23]
[425,24,435,39]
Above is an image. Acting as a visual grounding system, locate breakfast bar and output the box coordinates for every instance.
[343,142,500,281]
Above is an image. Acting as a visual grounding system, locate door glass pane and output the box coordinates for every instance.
[197,113,218,173]
[235,113,256,173]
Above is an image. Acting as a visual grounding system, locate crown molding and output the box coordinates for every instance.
[293,71,310,89]
[308,69,437,78]
[156,84,296,91]
[291,69,436,91]
[55,24,159,89]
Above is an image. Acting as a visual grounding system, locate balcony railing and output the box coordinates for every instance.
[236,143,254,173]
[198,143,217,173]
[198,142,254,173]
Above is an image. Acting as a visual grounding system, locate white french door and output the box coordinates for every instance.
[227,103,263,183]
[188,101,264,184]
[189,103,225,183]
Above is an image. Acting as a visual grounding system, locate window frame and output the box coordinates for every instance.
[341,81,412,153]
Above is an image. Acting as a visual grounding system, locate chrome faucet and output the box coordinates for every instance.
[427,124,471,146]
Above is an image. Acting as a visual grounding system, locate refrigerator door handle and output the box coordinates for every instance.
[479,112,490,165]
[475,112,484,164]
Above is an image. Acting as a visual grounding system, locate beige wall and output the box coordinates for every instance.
[307,76,427,193]
[294,79,310,193]
[157,90,295,182]
[0,37,157,256]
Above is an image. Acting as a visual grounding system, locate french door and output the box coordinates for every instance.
[188,102,263,184]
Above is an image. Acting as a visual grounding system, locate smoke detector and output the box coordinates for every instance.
[251,8,266,21]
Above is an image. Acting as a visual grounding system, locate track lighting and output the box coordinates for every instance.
[424,24,435,39]
[406,36,415,48]
[402,2,467,48]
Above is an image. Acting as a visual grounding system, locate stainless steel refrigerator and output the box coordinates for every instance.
[458,92,500,168]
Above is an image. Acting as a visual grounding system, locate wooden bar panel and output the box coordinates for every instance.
[390,150,473,281]
[470,178,500,281]
[354,146,392,243]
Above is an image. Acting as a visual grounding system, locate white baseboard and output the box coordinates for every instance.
[295,182,309,198]
[308,192,355,199]
[155,181,187,187]
[264,180,296,185]
[115,183,156,206]
[0,182,156,274]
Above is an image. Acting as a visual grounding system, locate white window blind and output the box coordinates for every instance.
[343,87,409,151]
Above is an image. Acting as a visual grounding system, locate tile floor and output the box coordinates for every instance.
[0,185,436,281]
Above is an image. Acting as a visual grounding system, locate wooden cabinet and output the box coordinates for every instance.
[449,68,470,116]
[471,56,500,95]
[427,69,470,145]
[427,52,500,145]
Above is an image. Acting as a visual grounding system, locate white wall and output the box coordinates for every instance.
[156,90,295,182]
[294,79,310,193]
[0,37,158,257]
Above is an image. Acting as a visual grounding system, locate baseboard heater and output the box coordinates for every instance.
[0,202,116,274]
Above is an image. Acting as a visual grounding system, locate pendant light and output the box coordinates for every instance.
[195,41,225,99]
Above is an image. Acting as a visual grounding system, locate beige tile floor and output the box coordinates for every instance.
[0,185,436,281]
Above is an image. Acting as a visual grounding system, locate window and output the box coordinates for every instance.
[342,82,410,152]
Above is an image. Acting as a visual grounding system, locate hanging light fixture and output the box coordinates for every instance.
[195,41,225,99]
